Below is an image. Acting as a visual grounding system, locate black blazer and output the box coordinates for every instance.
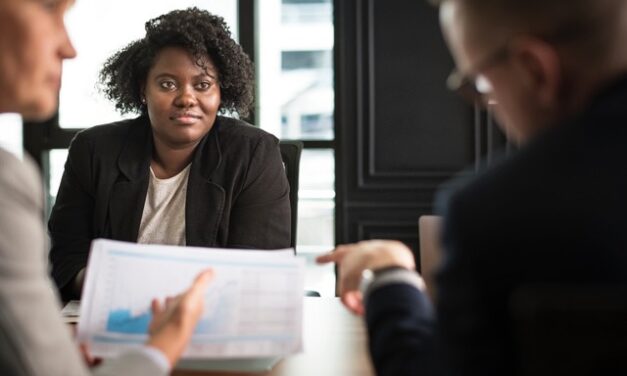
[366,76,627,376]
[49,115,291,300]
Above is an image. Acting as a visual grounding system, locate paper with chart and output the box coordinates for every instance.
[77,239,304,358]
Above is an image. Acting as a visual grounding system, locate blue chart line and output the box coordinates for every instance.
[194,303,228,335]
[193,281,237,335]
[106,309,152,334]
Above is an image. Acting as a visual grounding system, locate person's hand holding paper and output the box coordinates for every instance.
[147,269,214,367]
[78,239,304,362]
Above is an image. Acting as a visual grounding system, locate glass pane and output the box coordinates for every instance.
[258,0,336,295]
[0,113,23,159]
[47,149,69,208]
[297,149,334,247]
[59,1,238,129]
[297,149,335,296]
[257,0,334,140]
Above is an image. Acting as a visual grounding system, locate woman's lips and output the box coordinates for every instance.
[170,113,201,125]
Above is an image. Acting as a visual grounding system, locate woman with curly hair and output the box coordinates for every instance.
[49,7,291,301]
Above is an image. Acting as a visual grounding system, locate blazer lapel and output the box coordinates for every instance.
[186,120,225,246]
[108,117,152,242]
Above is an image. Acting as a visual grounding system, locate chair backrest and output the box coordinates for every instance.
[511,286,627,376]
[279,141,303,249]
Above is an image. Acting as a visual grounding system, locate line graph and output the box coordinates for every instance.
[106,309,151,334]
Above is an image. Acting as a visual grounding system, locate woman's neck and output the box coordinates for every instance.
[151,136,198,179]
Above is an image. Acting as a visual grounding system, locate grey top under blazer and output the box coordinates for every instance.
[0,148,167,376]
[49,115,291,301]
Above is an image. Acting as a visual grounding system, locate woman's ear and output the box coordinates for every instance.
[510,36,562,108]
[140,83,146,105]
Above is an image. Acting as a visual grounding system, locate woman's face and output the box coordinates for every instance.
[0,0,76,120]
[144,47,222,149]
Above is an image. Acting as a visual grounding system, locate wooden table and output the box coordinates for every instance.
[174,297,375,376]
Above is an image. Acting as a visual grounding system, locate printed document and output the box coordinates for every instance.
[77,239,304,359]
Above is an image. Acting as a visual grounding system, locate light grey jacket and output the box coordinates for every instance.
[0,148,167,376]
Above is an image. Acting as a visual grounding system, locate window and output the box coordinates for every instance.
[257,0,335,296]
[281,50,332,70]
[0,113,23,158]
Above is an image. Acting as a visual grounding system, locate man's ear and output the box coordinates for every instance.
[509,36,561,108]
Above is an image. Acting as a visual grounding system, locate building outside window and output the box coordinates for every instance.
[257,0,335,296]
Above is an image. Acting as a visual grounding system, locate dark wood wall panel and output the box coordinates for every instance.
[368,0,473,175]
[345,204,436,270]
[335,0,506,264]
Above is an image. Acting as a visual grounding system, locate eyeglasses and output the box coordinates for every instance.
[446,44,510,105]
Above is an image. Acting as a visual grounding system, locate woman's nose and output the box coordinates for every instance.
[174,86,197,108]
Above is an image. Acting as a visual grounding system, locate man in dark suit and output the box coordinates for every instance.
[318,0,627,375]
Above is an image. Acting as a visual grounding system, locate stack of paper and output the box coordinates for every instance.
[77,239,305,369]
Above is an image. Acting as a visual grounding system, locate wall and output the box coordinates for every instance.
[334,0,507,267]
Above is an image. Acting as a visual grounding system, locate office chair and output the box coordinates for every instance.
[511,286,627,376]
[279,141,321,297]
[279,141,303,249]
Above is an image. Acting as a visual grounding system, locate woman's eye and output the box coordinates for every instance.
[159,81,175,90]
[196,82,212,90]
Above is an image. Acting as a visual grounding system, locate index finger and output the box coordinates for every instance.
[315,251,339,264]
[315,245,351,264]
[190,269,214,293]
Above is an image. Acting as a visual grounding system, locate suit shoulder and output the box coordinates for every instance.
[459,125,579,200]
[216,116,279,145]
[0,148,42,209]
[442,126,582,234]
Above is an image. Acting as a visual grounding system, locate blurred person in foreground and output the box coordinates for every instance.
[49,7,290,302]
[318,0,627,375]
[0,0,212,374]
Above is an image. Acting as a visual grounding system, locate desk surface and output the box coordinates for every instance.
[173,297,374,376]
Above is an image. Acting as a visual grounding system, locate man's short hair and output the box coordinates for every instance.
[433,0,624,65]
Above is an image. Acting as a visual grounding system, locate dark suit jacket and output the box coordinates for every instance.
[366,76,627,376]
[49,115,291,300]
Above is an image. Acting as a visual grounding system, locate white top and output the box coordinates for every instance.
[137,164,191,246]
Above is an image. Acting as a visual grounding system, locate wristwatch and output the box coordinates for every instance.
[360,266,426,298]
[359,266,408,295]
